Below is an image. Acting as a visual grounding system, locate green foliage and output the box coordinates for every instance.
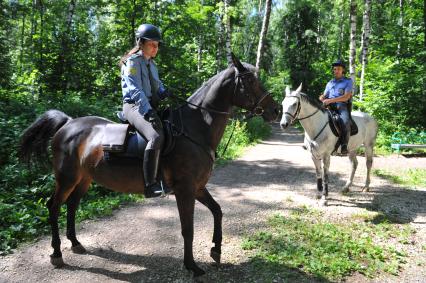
[373,168,426,189]
[217,117,271,163]
[242,209,410,281]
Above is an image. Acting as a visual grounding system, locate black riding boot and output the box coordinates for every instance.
[340,128,349,155]
[143,149,163,198]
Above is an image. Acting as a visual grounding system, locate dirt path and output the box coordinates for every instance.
[1,124,425,283]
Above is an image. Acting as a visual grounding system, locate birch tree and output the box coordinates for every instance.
[349,0,357,95]
[224,0,232,64]
[255,0,272,72]
[359,0,371,100]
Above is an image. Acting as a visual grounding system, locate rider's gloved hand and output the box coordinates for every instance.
[144,109,162,130]
[159,89,174,100]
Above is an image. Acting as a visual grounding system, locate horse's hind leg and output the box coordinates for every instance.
[47,171,80,267]
[362,146,374,192]
[320,155,330,206]
[66,178,91,254]
[342,151,358,193]
[311,155,323,199]
[195,187,222,264]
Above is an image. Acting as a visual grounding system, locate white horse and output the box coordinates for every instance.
[280,85,378,205]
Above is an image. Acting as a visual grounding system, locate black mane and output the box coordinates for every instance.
[298,92,326,112]
[188,62,257,104]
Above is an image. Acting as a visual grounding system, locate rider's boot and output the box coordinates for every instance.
[143,149,163,198]
[340,128,350,155]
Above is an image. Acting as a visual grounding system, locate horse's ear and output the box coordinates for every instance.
[295,83,302,93]
[285,86,291,97]
[231,52,246,73]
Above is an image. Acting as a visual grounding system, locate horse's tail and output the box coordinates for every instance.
[19,110,72,165]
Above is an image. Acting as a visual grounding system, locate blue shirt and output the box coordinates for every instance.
[324,77,353,100]
[121,51,166,114]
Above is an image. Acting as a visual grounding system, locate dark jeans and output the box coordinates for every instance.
[334,102,350,144]
[123,103,164,150]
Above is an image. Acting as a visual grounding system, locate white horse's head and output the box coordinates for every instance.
[280,84,302,129]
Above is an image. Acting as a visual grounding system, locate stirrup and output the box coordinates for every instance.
[144,183,163,198]
[341,144,348,155]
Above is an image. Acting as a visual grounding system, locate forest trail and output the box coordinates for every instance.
[1,124,425,283]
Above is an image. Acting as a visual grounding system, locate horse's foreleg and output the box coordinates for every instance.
[320,155,330,206]
[66,178,91,254]
[343,151,358,193]
[311,156,323,199]
[195,187,222,264]
[363,146,374,192]
[175,188,205,277]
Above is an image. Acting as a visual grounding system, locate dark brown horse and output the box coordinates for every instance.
[19,55,279,277]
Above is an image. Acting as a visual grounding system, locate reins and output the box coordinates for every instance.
[284,95,328,142]
[169,69,269,161]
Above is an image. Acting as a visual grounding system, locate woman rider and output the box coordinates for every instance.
[119,24,172,198]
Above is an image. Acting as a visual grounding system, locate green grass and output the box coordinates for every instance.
[373,168,426,188]
[242,207,410,281]
[0,179,144,255]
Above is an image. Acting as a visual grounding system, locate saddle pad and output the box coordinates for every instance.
[102,124,130,152]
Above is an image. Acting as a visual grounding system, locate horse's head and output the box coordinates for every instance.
[230,54,280,122]
[280,84,303,129]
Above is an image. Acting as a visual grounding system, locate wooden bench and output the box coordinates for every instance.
[391,131,426,155]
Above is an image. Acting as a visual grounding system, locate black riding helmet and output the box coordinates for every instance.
[135,24,162,42]
[332,59,346,69]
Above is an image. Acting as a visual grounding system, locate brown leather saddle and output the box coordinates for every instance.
[101,109,176,159]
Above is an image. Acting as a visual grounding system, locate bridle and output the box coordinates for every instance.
[284,95,320,125]
[171,68,273,162]
[180,69,271,117]
[283,94,327,141]
[234,70,271,117]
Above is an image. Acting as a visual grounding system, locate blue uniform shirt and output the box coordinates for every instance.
[121,51,166,114]
[323,77,353,100]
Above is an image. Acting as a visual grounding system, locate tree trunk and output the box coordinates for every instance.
[216,5,225,73]
[131,0,137,45]
[39,0,44,92]
[59,0,76,93]
[397,0,404,59]
[197,35,202,74]
[255,0,271,73]
[424,0,426,50]
[19,11,26,75]
[224,0,232,64]
[338,7,345,59]
[349,0,357,95]
[359,0,371,100]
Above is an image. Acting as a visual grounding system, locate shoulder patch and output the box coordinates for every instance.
[128,66,137,76]
[129,53,142,59]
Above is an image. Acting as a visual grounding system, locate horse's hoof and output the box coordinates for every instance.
[194,273,209,283]
[341,187,350,194]
[362,187,370,192]
[50,255,65,267]
[319,198,328,206]
[315,193,322,199]
[210,248,221,264]
[191,266,206,278]
[71,244,86,254]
